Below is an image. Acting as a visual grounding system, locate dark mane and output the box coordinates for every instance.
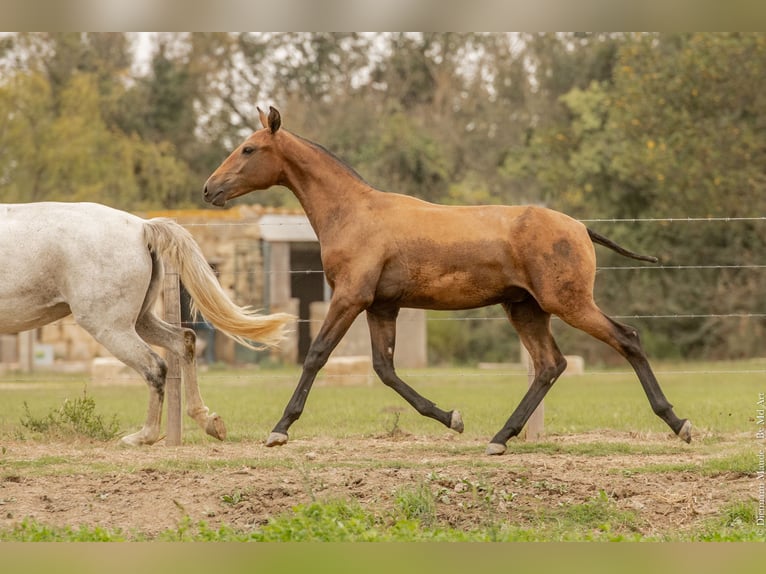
[290,131,368,184]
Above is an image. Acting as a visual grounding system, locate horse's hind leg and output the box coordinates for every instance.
[487,298,567,455]
[136,311,226,441]
[366,308,463,432]
[558,302,691,443]
[79,324,167,446]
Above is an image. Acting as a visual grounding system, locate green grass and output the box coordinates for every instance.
[0,360,763,542]
[622,450,756,476]
[1,360,762,443]
[4,497,762,542]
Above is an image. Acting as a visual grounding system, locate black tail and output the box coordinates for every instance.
[587,228,659,263]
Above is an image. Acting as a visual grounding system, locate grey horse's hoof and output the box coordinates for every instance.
[485,442,507,456]
[205,413,227,441]
[450,410,464,433]
[678,419,692,444]
[265,432,289,447]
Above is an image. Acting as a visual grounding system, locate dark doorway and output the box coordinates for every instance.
[290,242,325,362]
[179,263,219,364]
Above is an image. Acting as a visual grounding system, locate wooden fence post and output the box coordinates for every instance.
[163,264,183,446]
[17,330,35,373]
[521,344,544,440]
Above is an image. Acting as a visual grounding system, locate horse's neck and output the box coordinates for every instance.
[281,136,369,236]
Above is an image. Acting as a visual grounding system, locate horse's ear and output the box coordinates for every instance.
[257,107,269,129]
[268,106,281,134]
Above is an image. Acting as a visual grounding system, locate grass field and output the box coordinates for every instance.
[0,359,764,542]
[2,359,761,441]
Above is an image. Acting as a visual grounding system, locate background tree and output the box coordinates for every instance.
[1,32,763,362]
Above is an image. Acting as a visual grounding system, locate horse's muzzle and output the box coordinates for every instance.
[202,182,226,207]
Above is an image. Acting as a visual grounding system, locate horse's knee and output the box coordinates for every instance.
[303,341,332,372]
[533,355,567,386]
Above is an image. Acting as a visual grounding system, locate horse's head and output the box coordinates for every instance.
[203,106,284,207]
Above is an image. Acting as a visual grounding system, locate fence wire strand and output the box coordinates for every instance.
[11,215,763,382]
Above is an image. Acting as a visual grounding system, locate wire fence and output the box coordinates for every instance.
[4,215,763,378]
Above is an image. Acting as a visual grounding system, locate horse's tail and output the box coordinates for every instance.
[587,228,659,263]
[143,218,294,349]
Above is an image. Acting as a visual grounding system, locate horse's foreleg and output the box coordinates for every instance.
[266,294,364,447]
[487,299,567,455]
[121,365,165,447]
[90,332,167,447]
[367,309,461,432]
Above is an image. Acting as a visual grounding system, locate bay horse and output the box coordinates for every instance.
[203,106,692,455]
[0,202,293,446]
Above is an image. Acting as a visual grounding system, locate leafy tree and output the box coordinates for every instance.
[1,32,762,361]
[524,33,766,359]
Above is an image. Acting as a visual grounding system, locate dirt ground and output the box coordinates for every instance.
[0,430,756,539]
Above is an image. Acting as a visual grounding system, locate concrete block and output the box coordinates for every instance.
[320,355,374,386]
[90,357,143,385]
[563,355,585,376]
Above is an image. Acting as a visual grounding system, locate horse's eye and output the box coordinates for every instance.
[242,146,255,156]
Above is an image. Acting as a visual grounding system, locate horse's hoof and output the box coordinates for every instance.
[485,442,507,456]
[119,432,155,447]
[265,432,289,447]
[678,419,692,444]
[450,410,464,433]
[205,413,227,441]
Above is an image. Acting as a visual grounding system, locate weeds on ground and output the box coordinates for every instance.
[691,501,766,542]
[19,389,121,441]
[3,496,764,542]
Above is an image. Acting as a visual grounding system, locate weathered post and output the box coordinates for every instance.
[163,264,183,446]
[17,330,35,373]
[521,344,544,440]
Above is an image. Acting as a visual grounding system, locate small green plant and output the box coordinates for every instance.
[220,490,247,506]
[20,389,121,441]
[395,483,436,526]
[252,500,379,542]
[560,490,640,534]
[693,501,766,542]
[385,409,409,438]
[533,479,570,495]
[2,517,127,541]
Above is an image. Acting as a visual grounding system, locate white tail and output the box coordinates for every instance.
[143,218,294,349]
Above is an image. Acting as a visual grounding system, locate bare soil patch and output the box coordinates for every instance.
[0,431,755,538]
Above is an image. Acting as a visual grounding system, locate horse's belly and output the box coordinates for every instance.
[0,298,71,333]
[378,269,527,310]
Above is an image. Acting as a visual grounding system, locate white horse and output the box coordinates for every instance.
[0,202,293,445]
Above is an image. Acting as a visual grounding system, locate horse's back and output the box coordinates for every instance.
[0,202,152,333]
[1,202,147,271]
